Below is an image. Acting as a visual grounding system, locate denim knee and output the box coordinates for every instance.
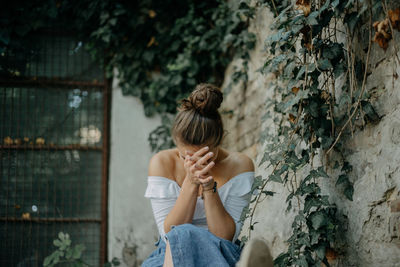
[168,223,203,238]
[171,223,197,231]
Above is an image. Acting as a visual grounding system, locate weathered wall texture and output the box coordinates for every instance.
[108,77,161,266]
[220,4,400,267]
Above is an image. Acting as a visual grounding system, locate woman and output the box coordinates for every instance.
[141,83,272,267]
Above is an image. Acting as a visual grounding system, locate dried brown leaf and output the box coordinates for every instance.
[289,113,296,123]
[373,19,392,51]
[292,87,300,94]
[389,8,400,31]
[296,0,311,17]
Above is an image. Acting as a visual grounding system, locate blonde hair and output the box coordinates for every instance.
[172,83,224,148]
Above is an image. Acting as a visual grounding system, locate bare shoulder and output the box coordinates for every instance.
[229,151,255,174]
[147,148,176,179]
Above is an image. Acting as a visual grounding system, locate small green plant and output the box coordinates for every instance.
[44,232,120,267]
[43,232,88,267]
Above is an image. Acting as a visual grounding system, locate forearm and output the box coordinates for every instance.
[164,177,199,234]
[203,190,236,241]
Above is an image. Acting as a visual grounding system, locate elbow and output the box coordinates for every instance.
[220,231,235,242]
[228,223,236,242]
[164,221,171,235]
[217,220,236,241]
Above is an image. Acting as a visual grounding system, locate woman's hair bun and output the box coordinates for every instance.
[179,83,223,116]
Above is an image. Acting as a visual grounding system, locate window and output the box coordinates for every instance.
[0,32,109,266]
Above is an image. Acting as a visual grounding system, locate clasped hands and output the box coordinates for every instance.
[182,146,216,191]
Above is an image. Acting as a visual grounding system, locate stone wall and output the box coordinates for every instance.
[220,3,400,266]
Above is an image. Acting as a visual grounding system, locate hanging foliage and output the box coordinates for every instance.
[238,0,399,266]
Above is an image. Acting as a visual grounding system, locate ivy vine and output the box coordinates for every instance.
[239,0,399,266]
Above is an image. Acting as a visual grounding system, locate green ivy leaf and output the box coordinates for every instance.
[294,255,309,267]
[269,173,283,183]
[298,234,311,247]
[321,136,334,149]
[315,244,326,259]
[344,183,354,201]
[310,212,327,230]
[286,192,294,203]
[332,0,340,8]
[258,152,270,167]
[316,166,329,178]
[262,190,275,196]
[335,174,348,186]
[306,16,319,25]
[310,230,320,245]
[344,12,359,32]
[317,59,333,71]
[274,252,289,266]
[111,257,121,266]
[361,100,380,123]
[333,161,340,169]
[251,175,263,192]
[250,221,259,230]
[286,200,293,212]
[304,196,320,213]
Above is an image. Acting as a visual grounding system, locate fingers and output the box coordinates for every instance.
[199,176,213,185]
[183,150,194,165]
[197,151,214,166]
[183,146,215,184]
[186,147,214,168]
[190,159,214,175]
[191,146,210,159]
[198,160,215,175]
[185,147,213,167]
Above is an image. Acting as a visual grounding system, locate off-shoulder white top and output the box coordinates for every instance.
[144,171,255,244]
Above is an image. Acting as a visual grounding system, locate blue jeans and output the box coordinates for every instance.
[141,223,243,267]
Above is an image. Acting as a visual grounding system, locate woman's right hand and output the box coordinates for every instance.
[183,146,215,186]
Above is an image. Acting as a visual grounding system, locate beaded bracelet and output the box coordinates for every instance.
[201,181,217,199]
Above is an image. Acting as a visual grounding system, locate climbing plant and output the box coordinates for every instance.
[238,0,400,266]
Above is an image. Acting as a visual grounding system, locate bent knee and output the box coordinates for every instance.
[168,223,205,237]
[170,223,197,231]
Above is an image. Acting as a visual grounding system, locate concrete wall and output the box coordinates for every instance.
[107,3,400,266]
[108,77,161,266]
[220,3,400,267]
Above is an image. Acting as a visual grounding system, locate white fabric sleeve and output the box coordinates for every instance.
[223,172,255,243]
[144,176,180,242]
[149,197,177,242]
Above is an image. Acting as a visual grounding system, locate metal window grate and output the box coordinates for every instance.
[0,31,109,266]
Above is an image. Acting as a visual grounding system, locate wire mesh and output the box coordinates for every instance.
[0,30,107,266]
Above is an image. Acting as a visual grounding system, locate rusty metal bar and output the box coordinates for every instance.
[100,70,111,266]
[0,144,102,151]
[0,78,104,88]
[0,217,102,223]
